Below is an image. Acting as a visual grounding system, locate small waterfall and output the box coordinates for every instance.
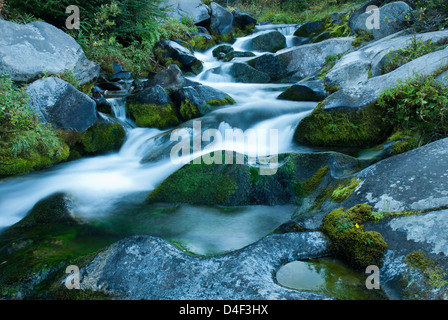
[108,97,127,122]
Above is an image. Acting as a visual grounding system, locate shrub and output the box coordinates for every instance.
[378,73,448,147]
[0,75,69,175]
[381,37,448,74]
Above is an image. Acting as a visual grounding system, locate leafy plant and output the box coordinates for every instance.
[382,37,448,74]
[378,73,448,147]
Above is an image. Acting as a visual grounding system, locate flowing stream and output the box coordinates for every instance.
[0,24,388,299]
[0,25,318,233]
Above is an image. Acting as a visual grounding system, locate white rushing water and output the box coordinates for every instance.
[0,25,318,228]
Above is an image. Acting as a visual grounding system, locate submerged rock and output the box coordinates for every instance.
[0,20,99,84]
[78,232,332,299]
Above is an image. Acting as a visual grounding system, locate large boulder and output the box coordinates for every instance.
[366,210,448,300]
[78,232,331,299]
[232,8,257,35]
[127,84,179,129]
[172,85,236,121]
[146,64,186,92]
[160,0,211,24]
[295,46,448,147]
[324,29,448,90]
[146,151,361,206]
[154,40,203,75]
[209,2,234,37]
[247,30,286,53]
[350,1,412,40]
[0,20,99,84]
[275,37,354,81]
[27,77,97,132]
[247,53,285,81]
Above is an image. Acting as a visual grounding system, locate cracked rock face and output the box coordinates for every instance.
[79,232,333,300]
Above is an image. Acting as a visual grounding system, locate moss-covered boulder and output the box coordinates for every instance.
[147,151,361,206]
[294,102,390,148]
[188,33,217,52]
[58,121,126,160]
[0,193,117,300]
[232,8,257,36]
[128,101,180,129]
[0,141,70,177]
[321,204,387,270]
[172,84,236,121]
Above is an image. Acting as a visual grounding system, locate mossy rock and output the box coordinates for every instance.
[127,101,180,130]
[321,204,387,270]
[294,103,391,148]
[81,122,126,155]
[0,144,70,177]
[147,152,359,206]
[0,193,119,299]
[188,34,217,52]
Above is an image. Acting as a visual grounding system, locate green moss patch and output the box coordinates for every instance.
[294,103,391,148]
[329,177,361,203]
[127,101,180,129]
[321,204,388,270]
[401,251,448,300]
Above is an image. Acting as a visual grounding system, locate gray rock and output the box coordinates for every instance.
[228,62,271,83]
[323,29,448,90]
[209,2,234,36]
[146,64,186,92]
[27,77,97,132]
[348,0,383,33]
[247,53,285,81]
[365,210,448,300]
[278,79,329,102]
[294,20,324,38]
[325,51,372,90]
[174,85,235,117]
[322,46,448,110]
[342,137,448,213]
[208,62,270,83]
[0,20,99,84]
[79,232,332,300]
[290,36,311,47]
[350,1,412,40]
[232,8,257,34]
[133,85,172,106]
[275,37,354,80]
[212,44,234,58]
[160,0,211,24]
[154,40,203,75]
[247,30,286,53]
